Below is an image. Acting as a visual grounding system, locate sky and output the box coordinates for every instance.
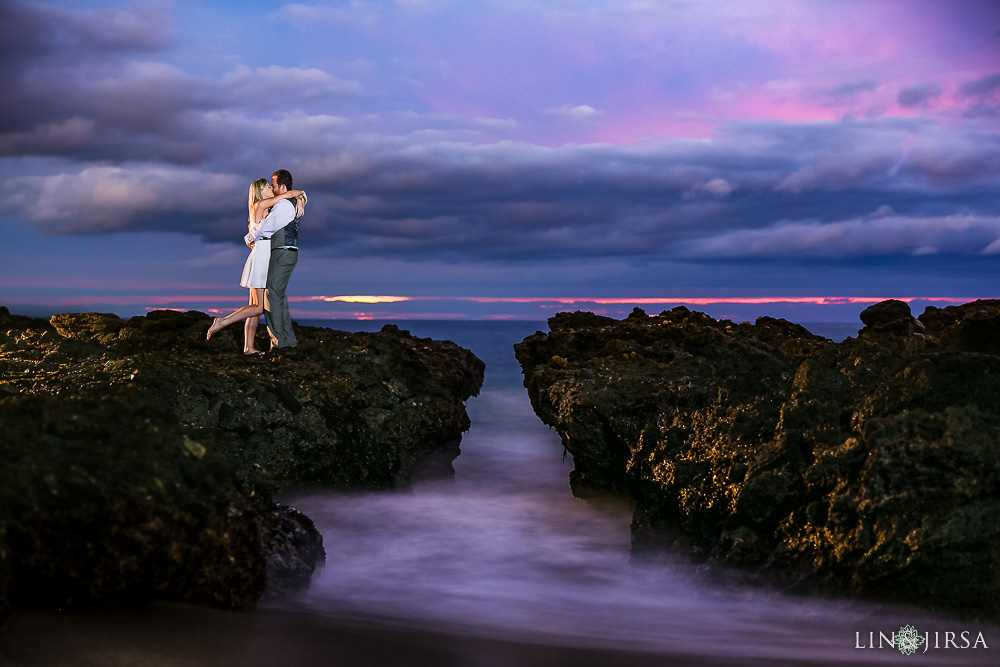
[1,0,999,323]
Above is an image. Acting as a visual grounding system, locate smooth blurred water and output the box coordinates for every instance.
[266,320,996,664]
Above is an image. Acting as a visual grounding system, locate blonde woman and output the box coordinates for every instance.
[206,179,306,354]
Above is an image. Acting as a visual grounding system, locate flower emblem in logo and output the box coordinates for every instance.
[896,625,926,655]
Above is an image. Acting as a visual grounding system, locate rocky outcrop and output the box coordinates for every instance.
[0,307,484,617]
[515,300,1000,620]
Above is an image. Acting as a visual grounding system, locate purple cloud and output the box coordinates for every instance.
[826,81,879,99]
[0,0,171,64]
[681,213,1000,259]
[959,72,1000,118]
[2,165,241,235]
[897,82,943,108]
[10,114,996,274]
[960,73,1000,97]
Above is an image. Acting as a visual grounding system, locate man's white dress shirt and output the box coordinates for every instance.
[245,199,295,246]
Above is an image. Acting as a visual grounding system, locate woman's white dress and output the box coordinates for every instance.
[240,220,270,288]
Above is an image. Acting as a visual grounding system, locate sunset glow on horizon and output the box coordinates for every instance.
[4,293,987,326]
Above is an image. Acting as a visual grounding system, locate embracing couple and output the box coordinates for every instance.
[206,169,306,356]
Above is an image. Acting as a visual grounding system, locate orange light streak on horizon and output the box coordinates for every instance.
[315,295,413,304]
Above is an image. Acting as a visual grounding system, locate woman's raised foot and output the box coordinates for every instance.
[206,317,223,341]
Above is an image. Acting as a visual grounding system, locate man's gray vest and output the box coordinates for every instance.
[270,199,300,249]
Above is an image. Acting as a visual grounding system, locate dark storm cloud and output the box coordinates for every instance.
[0,55,362,163]
[897,82,943,108]
[0,0,188,152]
[0,60,215,162]
[960,73,1000,97]
[827,81,878,98]
[263,120,1000,262]
[680,213,1000,259]
[810,80,880,109]
[959,72,1000,118]
[7,116,1000,265]
[897,124,1000,184]
[0,0,170,65]
[0,0,361,162]
[1,164,242,235]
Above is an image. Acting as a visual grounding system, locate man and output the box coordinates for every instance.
[245,169,303,351]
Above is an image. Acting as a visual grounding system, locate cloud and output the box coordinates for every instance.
[6,116,999,268]
[811,80,881,109]
[960,73,1000,98]
[867,205,895,219]
[959,72,1000,118]
[897,82,943,108]
[221,66,364,104]
[684,178,735,199]
[776,151,898,193]
[0,64,222,164]
[0,59,361,163]
[898,126,1000,184]
[0,0,172,65]
[826,80,879,98]
[544,104,605,125]
[681,214,1000,259]
[2,165,242,235]
[0,117,97,154]
[474,117,521,132]
[0,1,180,139]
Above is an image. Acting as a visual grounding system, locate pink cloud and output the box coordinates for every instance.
[291,295,983,308]
[726,1,902,62]
[438,296,975,307]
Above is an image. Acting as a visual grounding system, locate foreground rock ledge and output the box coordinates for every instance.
[514,300,1000,620]
[0,307,484,622]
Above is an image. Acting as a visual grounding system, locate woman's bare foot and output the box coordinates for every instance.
[206,317,222,341]
[243,348,265,356]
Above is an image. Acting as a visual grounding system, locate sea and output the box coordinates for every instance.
[1,319,997,666]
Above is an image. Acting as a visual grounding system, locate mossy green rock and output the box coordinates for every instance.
[515,301,1000,620]
[0,307,484,617]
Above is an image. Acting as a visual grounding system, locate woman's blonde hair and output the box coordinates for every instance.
[247,178,269,214]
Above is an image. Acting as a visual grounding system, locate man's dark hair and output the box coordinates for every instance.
[272,169,293,190]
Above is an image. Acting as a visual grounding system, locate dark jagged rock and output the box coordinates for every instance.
[515,301,1000,620]
[0,308,484,619]
[859,298,925,336]
[262,505,328,599]
[920,298,1000,354]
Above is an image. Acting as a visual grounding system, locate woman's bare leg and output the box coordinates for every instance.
[244,289,264,354]
[207,288,265,342]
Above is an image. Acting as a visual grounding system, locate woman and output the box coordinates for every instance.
[206,178,306,354]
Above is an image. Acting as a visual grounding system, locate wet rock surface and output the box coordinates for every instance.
[515,301,1000,620]
[0,307,484,618]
